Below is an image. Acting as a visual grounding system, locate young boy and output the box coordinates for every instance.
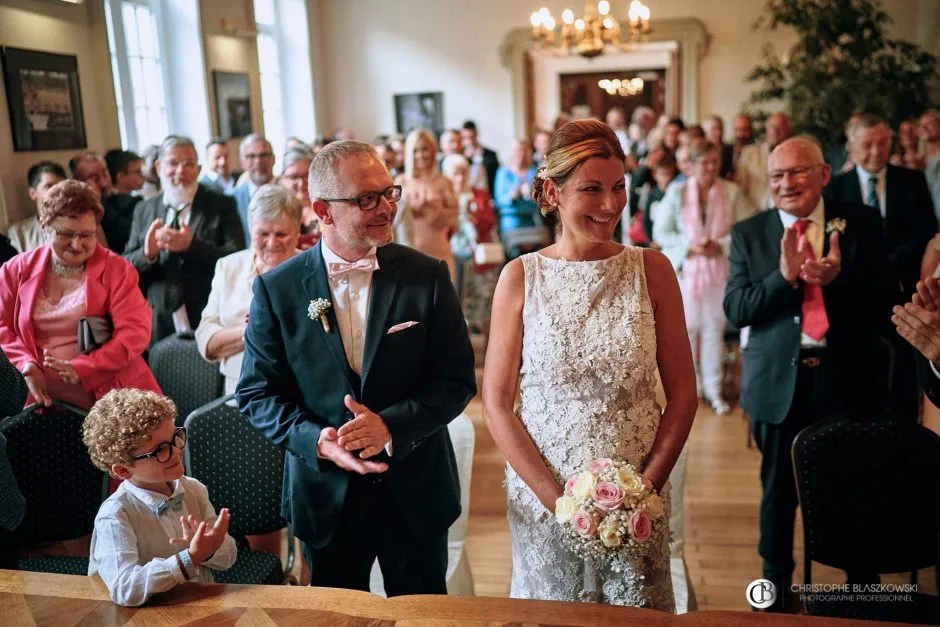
[83,389,237,606]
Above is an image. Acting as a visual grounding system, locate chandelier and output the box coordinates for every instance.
[529,1,651,58]
[598,77,644,96]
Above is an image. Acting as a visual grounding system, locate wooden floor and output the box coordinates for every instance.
[463,394,937,611]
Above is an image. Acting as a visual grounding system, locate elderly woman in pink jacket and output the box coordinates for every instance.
[0,180,160,410]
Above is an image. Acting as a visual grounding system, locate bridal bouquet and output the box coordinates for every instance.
[554,458,666,565]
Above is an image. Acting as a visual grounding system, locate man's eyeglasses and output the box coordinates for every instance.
[51,229,97,243]
[768,165,822,184]
[164,159,199,172]
[321,185,402,212]
[131,427,186,463]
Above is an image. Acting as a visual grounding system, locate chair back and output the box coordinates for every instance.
[0,402,107,543]
[150,332,223,425]
[184,395,286,537]
[792,413,940,577]
[447,413,475,544]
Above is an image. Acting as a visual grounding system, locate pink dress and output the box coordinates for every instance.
[32,270,95,409]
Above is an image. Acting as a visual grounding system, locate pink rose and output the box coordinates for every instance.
[588,458,615,474]
[591,481,625,511]
[572,510,597,538]
[628,509,652,543]
[564,475,578,496]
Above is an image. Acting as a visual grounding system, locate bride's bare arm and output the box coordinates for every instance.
[640,248,698,491]
[482,259,564,512]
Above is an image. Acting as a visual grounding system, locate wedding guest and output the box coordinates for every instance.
[285,136,310,152]
[606,106,630,153]
[196,185,300,396]
[0,180,161,411]
[123,135,245,344]
[724,137,892,611]
[279,148,319,248]
[702,114,735,178]
[654,140,754,415]
[494,139,548,260]
[139,145,162,200]
[890,118,926,170]
[232,134,276,244]
[662,117,685,152]
[731,114,754,172]
[483,119,695,609]
[640,151,679,243]
[920,110,940,220]
[628,105,657,159]
[101,149,144,254]
[394,129,459,279]
[7,161,67,254]
[442,154,501,335]
[198,139,239,195]
[736,112,793,211]
[462,120,500,193]
[532,129,552,170]
[85,389,236,607]
[69,152,115,250]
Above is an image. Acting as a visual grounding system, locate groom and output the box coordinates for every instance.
[236,140,476,594]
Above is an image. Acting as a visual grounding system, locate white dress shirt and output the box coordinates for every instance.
[200,170,236,194]
[321,240,376,376]
[88,475,237,607]
[778,199,827,347]
[855,165,887,220]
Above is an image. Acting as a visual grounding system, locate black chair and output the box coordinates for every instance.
[792,413,940,623]
[0,402,108,574]
[184,395,294,585]
[149,332,224,426]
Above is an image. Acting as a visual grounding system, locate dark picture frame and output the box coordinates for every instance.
[394,92,444,136]
[1,47,87,152]
[213,71,252,139]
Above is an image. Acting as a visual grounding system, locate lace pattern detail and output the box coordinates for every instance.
[506,247,675,611]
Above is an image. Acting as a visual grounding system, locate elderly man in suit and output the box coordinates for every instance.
[725,137,893,611]
[826,113,937,419]
[123,135,245,345]
[231,134,276,245]
[736,113,793,212]
[236,140,476,594]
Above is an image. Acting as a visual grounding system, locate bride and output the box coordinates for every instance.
[482,119,697,610]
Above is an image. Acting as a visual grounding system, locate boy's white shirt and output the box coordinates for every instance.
[88,475,237,607]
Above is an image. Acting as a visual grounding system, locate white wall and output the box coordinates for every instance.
[0,0,119,226]
[315,0,937,161]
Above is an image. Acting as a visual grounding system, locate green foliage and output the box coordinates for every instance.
[746,0,937,148]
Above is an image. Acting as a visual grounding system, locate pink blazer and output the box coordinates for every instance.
[0,244,162,404]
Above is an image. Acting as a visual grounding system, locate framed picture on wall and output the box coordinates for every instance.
[213,71,253,139]
[1,47,87,152]
[394,92,444,136]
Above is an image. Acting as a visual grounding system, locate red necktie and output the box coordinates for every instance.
[794,219,829,341]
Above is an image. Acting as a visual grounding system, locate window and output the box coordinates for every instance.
[254,0,285,158]
[105,0,169,150]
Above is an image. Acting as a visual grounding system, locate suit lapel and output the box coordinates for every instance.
[883,165,899,237]
[361,246,401,387]
[765,209,784,267]
[302,243,357,396]
[186,185,207,235]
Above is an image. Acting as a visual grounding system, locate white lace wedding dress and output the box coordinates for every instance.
[506,247,675,611]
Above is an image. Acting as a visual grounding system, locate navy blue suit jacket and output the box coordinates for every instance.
[724,200,893,425]
[826,165,936,297]
[235,242,476,548]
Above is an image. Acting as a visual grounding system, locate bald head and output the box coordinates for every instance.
[768,137,830,217]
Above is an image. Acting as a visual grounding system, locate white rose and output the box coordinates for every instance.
[644,493,665,519]
[554,495,577,524]
[571,471,596,501]
[598,518,622,548]
[615,467,645,497]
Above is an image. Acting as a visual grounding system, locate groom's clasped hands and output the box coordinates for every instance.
[316,395,391,475]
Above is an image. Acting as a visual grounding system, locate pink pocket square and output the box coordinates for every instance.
[387,321,420,335]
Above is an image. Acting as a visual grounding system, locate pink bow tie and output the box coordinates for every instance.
[327,256,379,278]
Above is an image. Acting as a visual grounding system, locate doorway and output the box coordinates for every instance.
[559,69,666,122]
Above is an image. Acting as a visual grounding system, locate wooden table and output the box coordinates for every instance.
[0,570,893,626]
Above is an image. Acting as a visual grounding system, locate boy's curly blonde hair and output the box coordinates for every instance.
[82,389,177,472]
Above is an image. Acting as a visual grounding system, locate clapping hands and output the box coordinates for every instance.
[169,508,231,565]
[893,277,940,363]
[780,228,841,287]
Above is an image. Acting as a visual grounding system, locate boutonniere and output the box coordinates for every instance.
[307,298,332,332]
[825,218,847,235]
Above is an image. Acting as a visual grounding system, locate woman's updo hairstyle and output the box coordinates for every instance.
[531,119,626,217]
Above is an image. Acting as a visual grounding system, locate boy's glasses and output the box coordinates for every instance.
[131,427,186,463]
